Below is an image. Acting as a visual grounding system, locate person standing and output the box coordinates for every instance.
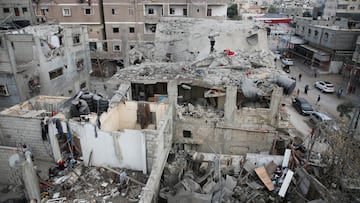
[316,95,321,105]
[298,73,302,81]
[304,85,309,94]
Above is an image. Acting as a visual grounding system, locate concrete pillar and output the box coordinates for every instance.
[22,153,40,202]
[121,28,129,68]
[223,86,237,154]
[5,38,25,102]
[167,81,178,122]
[224,86,237,123]
[269,86,283,126]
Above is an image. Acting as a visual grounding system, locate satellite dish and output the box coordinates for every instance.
[9,153,21,168]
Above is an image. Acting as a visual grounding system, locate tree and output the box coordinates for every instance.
[267,6,277,14]
[337,102,354,118]
[227,4,238,19]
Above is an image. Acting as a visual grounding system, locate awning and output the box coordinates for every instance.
[300,44,331,61]
[300,45,330,56]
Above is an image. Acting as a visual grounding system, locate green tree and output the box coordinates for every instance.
[267,5,277,13]
[227,4,238,19]
[337,102,354,118]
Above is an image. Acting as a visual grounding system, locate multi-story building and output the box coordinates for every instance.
[323,0,360,20]
[293,17,360,73]
[0,0,36,28]
[0,25,92,108]
[37,0,227,61]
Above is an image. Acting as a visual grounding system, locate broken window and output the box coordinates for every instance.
[84,8,93,15]
[113,27,119,33]
[183,8,187,16]
[62,8,71,16]
[22,7,28,13]
[145,24,156,34]
[89,42,97,50]
[324,32,329,41]
[14,8,20,16]
[113,44,121,52]
[111,8,117,15]
[103,42,108,51]
[129,8,134,15]
[129,27,135,33]
[183,130,192,138]
[0,84,10,96]
[170,8,175,15]
[148,8,154,15]
[49,68,63,80]
[72,34,80,45]
[3,8,10,13]
[207,8,212,16]
[76,58,84,71]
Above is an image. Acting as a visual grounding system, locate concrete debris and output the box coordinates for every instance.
[39,160,147,202]
[160,144,335,202]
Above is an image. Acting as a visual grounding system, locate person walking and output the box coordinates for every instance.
[316,95,321,105]
[304,85,309,94]
[298,73,302,81]
[296,88,300,97]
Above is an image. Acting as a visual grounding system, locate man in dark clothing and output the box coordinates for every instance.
[298,74,302,81]
[316,95,321,105]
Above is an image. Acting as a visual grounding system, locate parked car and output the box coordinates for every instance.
[309,111,339,130]
[292,97,313,116]
[281,58,294,66]
[315,81,335,93]
[273,50,282,59]
[310,111,332,124]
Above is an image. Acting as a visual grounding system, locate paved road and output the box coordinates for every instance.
[269,36,360,139]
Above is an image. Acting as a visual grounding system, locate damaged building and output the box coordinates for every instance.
[1,18,358,203]
[0,24,92,109]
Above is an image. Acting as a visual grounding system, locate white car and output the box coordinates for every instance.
[315,81,335,93]
[281,58,294,66]
[310,111,339,130]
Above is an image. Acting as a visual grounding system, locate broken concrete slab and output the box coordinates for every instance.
[278,170,294,197]
[255,166,274,191]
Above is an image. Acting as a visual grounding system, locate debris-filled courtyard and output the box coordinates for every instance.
[0,17,359,203]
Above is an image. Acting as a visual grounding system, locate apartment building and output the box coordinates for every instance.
[37,0,227,60]
[0,0,35,28]
[293,17,360,72]
[323,0,360,20]
[0,25,92,108]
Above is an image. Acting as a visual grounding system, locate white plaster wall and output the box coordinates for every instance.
[169,5,187,16]
[100,101,168,131]
[208,5,227,17]
[70,123,147,173]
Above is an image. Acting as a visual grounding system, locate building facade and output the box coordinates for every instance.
[0,25,92,108]
[36,0,227,60]
[293,17,360,72]
[323,0,360,20]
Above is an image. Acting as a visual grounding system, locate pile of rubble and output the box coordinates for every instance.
[159,139,338,203]
[39,160,148,203]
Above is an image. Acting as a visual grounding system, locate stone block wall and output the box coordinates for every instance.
[145,131,158,173]
[0,146,22,185]
[0,116,53,161]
